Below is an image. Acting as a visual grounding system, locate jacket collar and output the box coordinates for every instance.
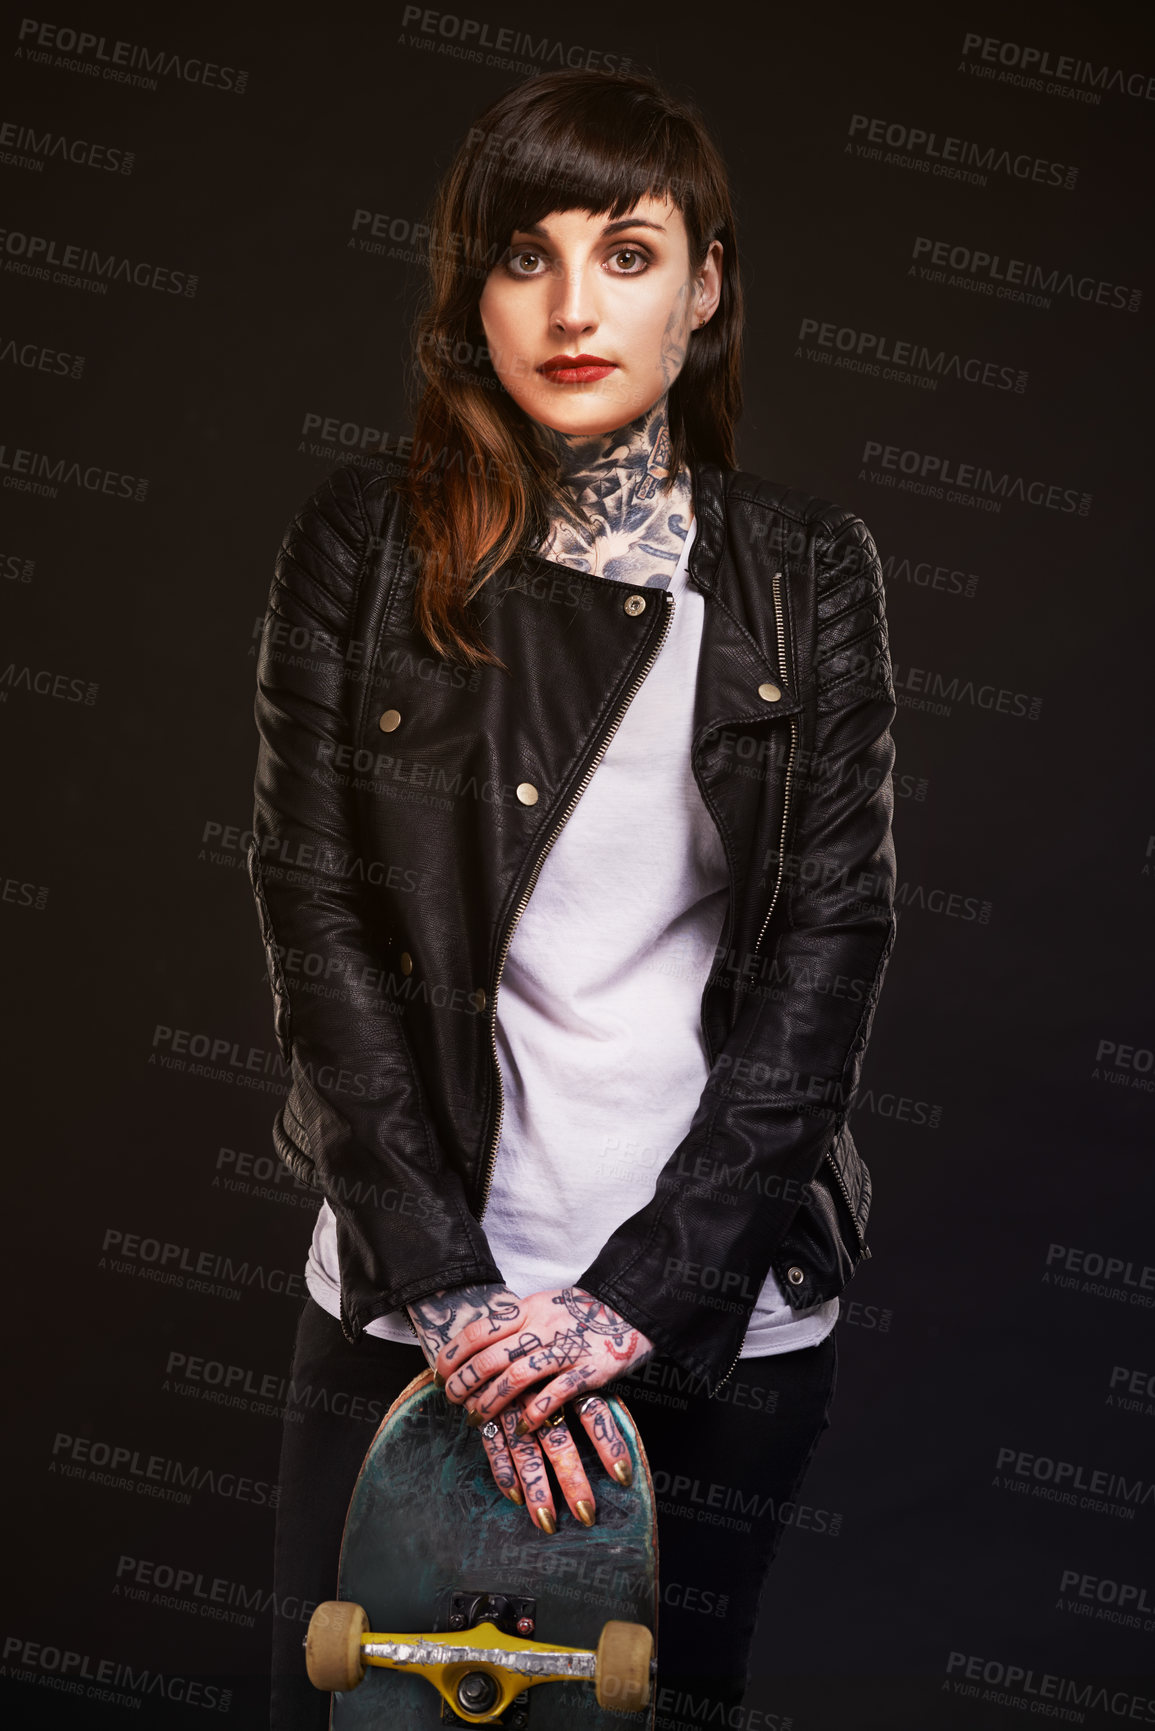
[685,460,728,599]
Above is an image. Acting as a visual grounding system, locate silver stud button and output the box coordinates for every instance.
[758,682,782,703]
[516,782,539,806]
[787,1266,805,1285]
[624,594,646,616]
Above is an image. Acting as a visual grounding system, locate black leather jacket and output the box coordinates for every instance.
[248,456,897,1393]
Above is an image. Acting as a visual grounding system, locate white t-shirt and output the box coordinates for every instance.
[305,517,838,1357]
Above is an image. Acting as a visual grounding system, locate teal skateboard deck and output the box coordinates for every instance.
[319,1368,658,1727]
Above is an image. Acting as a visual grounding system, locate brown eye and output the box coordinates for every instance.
[611,249,646,273]
[509,249,541,274]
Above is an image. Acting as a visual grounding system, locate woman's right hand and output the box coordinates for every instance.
[407,1283,633,1533]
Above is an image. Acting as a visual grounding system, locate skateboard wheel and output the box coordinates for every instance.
[594,1619,653,1711]
[305,1600,369,1692]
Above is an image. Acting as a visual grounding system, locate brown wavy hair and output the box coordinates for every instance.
[394,68,744,670]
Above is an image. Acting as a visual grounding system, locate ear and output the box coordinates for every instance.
[692,239,723,329]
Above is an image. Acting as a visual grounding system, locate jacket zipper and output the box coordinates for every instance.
[824,1146,869,1255]
[711,1340,744,1397]
[476,588,677,1221]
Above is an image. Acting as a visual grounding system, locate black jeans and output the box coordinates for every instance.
[270,1296,838,1730]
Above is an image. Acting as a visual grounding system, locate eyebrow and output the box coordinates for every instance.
[513,215,667,239]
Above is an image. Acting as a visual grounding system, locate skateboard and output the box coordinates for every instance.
[305,1368,658,1727]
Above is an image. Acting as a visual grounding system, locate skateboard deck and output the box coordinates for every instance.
[326,1368,658,1727]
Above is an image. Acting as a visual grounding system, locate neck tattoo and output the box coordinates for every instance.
[533,396,693,588]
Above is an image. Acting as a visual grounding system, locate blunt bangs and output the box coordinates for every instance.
[458,77,723,280]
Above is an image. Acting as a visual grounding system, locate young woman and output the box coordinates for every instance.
[250,68,897,1729]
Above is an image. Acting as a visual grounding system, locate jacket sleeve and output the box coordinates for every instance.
[576,506,897,1385]
[249,463,505,1337]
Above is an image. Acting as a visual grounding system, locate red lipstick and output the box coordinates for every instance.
[538,353,618,383]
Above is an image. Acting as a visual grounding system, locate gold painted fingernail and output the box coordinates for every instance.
[514,1416,531,1438]
[534,1507,556,1535]
[612,1460,633,1486]
[507,1486,524,1506]
[432,1371,445,1389]
[465,1407,484,1428]
[575,1499,595,1527]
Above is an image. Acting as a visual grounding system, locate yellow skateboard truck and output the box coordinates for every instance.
[306,1600,653,1723]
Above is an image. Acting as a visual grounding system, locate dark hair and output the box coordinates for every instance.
[394,68,744,669]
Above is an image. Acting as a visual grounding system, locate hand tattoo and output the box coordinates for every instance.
[554,1289,641,1360]
[554,1289,636,1334]
[406,1282,521,1367]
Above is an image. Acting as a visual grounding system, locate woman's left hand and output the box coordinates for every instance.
[436,1285,654,1433]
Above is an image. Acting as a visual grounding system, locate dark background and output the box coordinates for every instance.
[3,1,1153,1725]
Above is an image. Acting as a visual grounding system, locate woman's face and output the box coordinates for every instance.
[477,194,722,438]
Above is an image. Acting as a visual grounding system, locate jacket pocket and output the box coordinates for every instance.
[783,1176,859,1295]
[247,840,293,1061]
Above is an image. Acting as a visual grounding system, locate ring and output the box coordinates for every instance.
[574,1396,600,1417]
[481,1420,500,1441]
[544,1409,567,1428]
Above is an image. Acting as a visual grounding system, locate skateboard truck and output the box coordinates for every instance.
[305,1594,654,1722]
[441,1592,533,1725]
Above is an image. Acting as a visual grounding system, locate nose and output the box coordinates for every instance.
[548,261,598,339]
